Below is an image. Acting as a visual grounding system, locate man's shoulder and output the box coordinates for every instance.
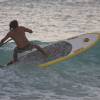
[19,26,27,31]
[19,26,26,29]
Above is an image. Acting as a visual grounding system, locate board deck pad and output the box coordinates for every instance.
[20,41,72,65]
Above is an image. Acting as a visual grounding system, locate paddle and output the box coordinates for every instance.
[0,38,12,47]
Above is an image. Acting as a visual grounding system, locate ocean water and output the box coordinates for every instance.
[0,0,100,100]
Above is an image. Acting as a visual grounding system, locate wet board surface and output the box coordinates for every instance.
[20,41,72,65]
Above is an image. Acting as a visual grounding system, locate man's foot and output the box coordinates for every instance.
[7,60,18,66]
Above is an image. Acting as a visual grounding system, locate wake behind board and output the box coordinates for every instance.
[16,32,100,68]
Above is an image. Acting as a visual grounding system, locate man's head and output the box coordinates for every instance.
[9,20,18,31]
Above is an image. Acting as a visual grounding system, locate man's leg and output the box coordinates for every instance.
[13,47,19,61]
[33,45,48,56]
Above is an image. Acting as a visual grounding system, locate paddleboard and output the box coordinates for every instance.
[1,32,99,68]
[17,32,100,68]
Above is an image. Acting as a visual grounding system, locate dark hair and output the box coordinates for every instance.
[9,20,18,31]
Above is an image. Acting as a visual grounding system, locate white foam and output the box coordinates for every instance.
[0,96,11,100]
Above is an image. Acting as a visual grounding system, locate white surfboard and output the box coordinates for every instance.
[1,32,99,68]
[18,32,100,68]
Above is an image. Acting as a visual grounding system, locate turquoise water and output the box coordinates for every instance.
[0,0,100,99]
[0,41,100,100]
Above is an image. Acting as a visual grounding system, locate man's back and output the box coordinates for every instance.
[0,20,48,65]
[9,26,32,48]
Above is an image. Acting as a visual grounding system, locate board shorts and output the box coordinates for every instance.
[14,43,33,53]
[13,43,47,61]
[13,43,36,61]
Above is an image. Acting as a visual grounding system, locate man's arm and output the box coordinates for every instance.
[23,26,33,33]
[0,33,10,43]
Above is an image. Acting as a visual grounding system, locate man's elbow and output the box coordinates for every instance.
[1,39,4,43]
[29,30,33,33]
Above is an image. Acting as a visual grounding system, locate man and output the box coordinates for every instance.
[0,20,47,65]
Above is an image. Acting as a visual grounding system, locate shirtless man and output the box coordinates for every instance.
[0,20,47,65]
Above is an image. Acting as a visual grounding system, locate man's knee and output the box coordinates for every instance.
[33,45,40,49]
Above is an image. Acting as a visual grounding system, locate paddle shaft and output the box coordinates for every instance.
[0,38,12,47]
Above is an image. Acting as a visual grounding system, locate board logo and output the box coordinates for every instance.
[84,38,90,42]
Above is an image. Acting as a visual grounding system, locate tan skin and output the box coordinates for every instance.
[1,26,33,48]
[1,26,48,65]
